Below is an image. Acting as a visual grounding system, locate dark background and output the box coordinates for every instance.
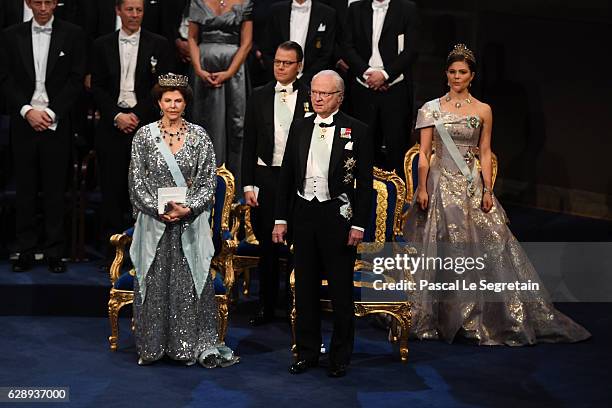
[253,0,612,220]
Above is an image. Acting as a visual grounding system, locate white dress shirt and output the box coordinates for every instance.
[357,0,404,88]
[117,28,140,109]
[20,16,57,131]
[22,0,33,22]
[290,0,311,75]
[299,113,335,202]
[276,110,364,231]
[244,81,299,194]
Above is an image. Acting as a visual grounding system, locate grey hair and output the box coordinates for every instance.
[312,70,345,93]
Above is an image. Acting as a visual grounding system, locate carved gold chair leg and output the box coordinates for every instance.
[398,315,410,363]
[289,270,297,356]
[216,295,229,342]
[108,297,119,352]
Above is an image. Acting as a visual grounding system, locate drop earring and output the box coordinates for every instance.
[160,109,164,117]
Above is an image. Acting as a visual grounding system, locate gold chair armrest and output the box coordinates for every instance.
[109,233,132,284]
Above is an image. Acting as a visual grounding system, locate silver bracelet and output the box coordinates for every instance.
[483,187,493,195]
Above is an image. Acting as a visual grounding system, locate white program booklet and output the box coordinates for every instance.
[158,187,187,214]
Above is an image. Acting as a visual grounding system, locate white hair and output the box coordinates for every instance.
[311,70,345,93]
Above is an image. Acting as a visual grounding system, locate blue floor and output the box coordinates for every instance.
[0,302,609,408]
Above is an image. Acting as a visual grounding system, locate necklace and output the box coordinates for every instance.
[445,93,472,109]
[218,0,226,8]
[158,119,187,147]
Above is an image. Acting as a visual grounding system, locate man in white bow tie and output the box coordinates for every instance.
[91,0,172,267]
[273,70,373,377]
[0,0,86,272]
[344,0,418,180]
[242,41,312,326]
[262,0,336,85]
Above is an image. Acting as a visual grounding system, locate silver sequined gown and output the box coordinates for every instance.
[402,100,591,345]
[129,122,232,364]
[189,0,253,190]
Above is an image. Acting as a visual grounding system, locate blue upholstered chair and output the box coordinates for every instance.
[289,167,412,363]
[107,165,236,351]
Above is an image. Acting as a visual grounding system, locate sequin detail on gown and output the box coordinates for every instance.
[129,122,239,366]
[402,100,591,345]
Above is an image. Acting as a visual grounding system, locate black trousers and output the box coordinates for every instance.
[95,123,134,244]
[10,116,71,257]
[251,165,286,315]
[350,80,412,179]
[292,196,356,365]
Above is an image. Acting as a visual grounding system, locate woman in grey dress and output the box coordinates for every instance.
[128,73,239,367]
[187,0,253,190]
[402,45,590,346]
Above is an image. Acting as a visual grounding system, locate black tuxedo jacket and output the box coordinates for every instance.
[160,0,189,44]
[0,0,78,29]
[91,29,172,128]
[82,0,163,40]
[0,18,86,119]
[263,1,336,83]
[275,111,373,229]
[343,0,418,83]
[242,79,312,187]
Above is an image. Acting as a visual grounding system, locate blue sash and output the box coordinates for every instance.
[427,99,479,196]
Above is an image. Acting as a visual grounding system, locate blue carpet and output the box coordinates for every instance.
[0,302,609,408]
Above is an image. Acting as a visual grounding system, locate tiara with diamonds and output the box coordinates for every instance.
[448,43,476,64]
[158,73,189,87]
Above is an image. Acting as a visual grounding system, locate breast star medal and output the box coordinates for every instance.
[344,157,356,170]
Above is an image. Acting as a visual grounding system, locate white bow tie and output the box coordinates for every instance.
[33,26,52,35]
[372,0,390,11]
[292,1,310,12]
[119,36,138,46]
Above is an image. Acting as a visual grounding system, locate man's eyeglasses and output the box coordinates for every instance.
[310,90,341,99]
[273,59,299,67]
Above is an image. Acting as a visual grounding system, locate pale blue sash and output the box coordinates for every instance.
[130,123,215,303]
[427,99,478,196]
[274,90,293,132]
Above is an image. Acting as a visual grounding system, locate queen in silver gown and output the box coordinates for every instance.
[128,74,239,367]
[402,45,590,346]
[187,0,253,190]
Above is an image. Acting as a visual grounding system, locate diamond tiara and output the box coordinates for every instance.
[448,44,476,64]
[158,73,189,87]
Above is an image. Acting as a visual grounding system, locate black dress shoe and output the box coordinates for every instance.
[12,255,33,272]
[48,257,66,273]
[327,364,347,378]
[249,311,274,326]
[288,359,318,375]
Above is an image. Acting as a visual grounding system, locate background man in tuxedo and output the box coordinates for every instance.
[242,41,312,326]
[262,0,336,85]
[343,0,418,178]
[91,0,171,264]
[0,0,78,29]
[0,0,86,272]
[273,70,373,377]
[79,0,163,41]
